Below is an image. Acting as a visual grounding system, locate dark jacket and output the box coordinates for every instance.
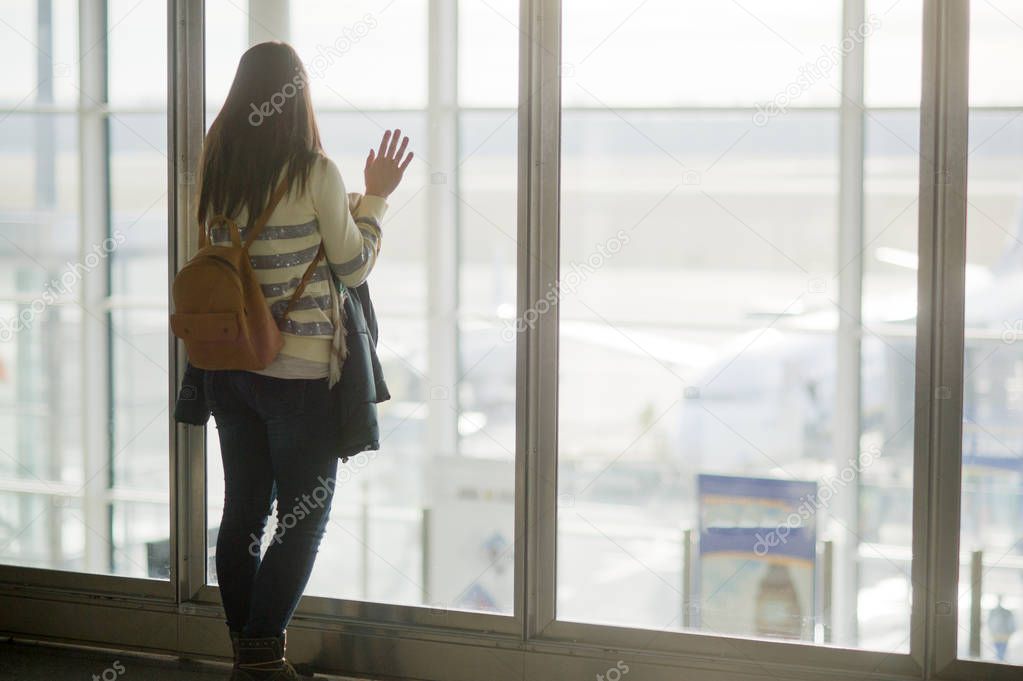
[173,282,390,462]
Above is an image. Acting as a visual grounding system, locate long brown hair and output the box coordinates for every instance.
[197,41,323,226]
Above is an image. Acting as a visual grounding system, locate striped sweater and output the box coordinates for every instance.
[208,156,386,374]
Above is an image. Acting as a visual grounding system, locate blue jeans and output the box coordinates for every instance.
[204,369,339,638]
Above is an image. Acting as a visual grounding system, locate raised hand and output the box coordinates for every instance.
[364,128,413,199]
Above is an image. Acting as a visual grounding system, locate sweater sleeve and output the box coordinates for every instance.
[310,156,387,288]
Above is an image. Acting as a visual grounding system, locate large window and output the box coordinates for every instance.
[556,0,920,651]
[960,0,1023,666]
[202,0,519,613]
[1,3,1021,681]
[0,0,170,579]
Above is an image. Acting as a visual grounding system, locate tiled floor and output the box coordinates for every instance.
[0,639,368,680]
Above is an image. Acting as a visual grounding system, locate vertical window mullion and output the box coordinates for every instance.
[426,0,460,464]
[78,0,112,575]
[912,0,970,676]
[834,0,867,648]
[168,0,206,604]
[522,0,561,639]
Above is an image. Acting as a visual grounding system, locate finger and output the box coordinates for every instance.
[377,130,391,159]
[365,149,375,171]
[387,128,402,158]
[395,134,410,159]
[399,151,414,171]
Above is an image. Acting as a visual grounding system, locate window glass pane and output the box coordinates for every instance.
[0,492,84,571]
[859,109,920,652]
[0,0,79,107]
[0,113,82,572]
[204,0,248,112]
[290,0,427,109]
[0,110,86,570]
[459,0,519,107]
[203,1,517,615]
[970,0,1023,107]
[110,307,168,491]
[459,111,517,459]
[108,0,167,107]
[864,0,923,107]
[113,499,170,578]
[960,2,1023,663]
[107,5,170,580]
[557,1,919,652]
[562,0,842,108]
[0,2,44,105]
[108,72,171,581]
[110,112,169,301]
[0,113,79,241]
[0,5,169,579]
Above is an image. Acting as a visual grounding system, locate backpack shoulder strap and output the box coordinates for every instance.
[277,243,326,327]
[243,175,291,249]
[197,175,289,250]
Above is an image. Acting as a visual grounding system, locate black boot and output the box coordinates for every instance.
[230,631,300,680]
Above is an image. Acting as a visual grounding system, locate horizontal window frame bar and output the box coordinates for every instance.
[0,566,172,600]
[538,618,922,679]
[183,584,520,636]
[6,104,1023,116]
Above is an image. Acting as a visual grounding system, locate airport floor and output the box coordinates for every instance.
[0,639,371,680]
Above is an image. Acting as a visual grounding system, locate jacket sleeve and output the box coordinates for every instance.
[310,156,387,288]
[173,361,211,425]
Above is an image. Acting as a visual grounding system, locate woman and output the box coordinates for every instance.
[196,41,411,680]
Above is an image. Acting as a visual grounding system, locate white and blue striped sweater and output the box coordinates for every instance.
[208,156,386,377]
